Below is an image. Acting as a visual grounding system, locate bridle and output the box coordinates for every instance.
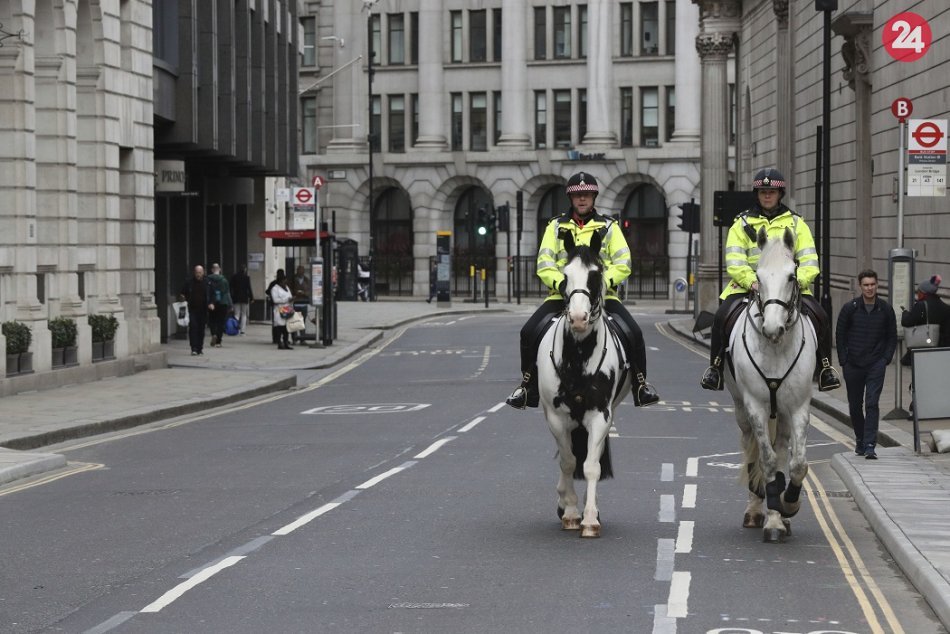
[549,271,610,403]
[749,270,802,333]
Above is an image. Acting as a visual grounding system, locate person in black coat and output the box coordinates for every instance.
[835,269,897,459]
[178,265,214,355]
[901,274,950,348]
[229,265,254,335]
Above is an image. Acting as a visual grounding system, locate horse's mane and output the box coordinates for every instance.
[567,244,601,268]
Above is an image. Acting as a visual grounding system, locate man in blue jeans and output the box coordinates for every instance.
[835,270,897,459]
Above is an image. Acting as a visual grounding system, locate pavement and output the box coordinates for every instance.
[1,300,949,628]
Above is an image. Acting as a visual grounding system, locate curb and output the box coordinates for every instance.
[0,449,67,486]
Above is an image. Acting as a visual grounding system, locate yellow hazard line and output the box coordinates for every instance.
[0,461,103,497]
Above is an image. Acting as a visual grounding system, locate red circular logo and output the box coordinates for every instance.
[912,122,943,149]
[312,175,325,190]
[883,12,932,62]
[891,97,913,121]
[295,188,313,204]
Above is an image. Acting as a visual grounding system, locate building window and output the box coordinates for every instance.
[388,14,405,65]
[535,91,547,149]
[370,14,381,65]
[153,0,179,67]
[666,86,675,141]
[470,10,487,62]
[729,83,737,145]
[579,89,587,142]
[621,87,634,147]
[389,95,405,152]
[471,93,487,151]
[641,2,658,55]
[579,5,588,59]
[493,8,503,62]
[301,17,316,67]
[451,11,463,62]
[620,3,633,57]
[302,96,317,153]
[641,87,658,147]
[534,7,546,60]
[554,90,571,148]
[411,93,419,146]
[553,7,571,59]
[370,95,381,152]
[665,1,676,55]
[493,92,503,144]
[451,93,463,150]
[410,12,419,64]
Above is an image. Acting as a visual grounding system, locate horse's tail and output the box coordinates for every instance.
[570,426,613,481]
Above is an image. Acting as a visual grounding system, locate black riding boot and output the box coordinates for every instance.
[701,323,725,391]
[803,296,841,392]
[628,341,659,407]
[506,369,540,410]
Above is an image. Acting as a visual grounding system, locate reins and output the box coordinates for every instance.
[550,288,611,404]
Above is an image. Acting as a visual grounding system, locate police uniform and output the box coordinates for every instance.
[700,169,841,392]
[506,172,660,409]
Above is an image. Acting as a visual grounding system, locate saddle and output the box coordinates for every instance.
[722,297,751,375]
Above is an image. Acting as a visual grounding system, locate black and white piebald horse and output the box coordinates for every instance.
[536,231,632,538]
[726,227,816,543]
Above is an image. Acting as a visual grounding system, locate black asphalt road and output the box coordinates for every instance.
[0,312,943,633]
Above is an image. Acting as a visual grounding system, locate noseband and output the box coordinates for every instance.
[565,287,603,323]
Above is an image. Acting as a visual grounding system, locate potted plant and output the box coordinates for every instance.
[49,316,78,367]
[3,320,33,376]
[88,314,119,361]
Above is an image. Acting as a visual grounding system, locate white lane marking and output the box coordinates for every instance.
[458,417,485,433]
[355,463,414,489]
[652,603,677,634]
[654,538,675,581]
[488,402,506,413]
[682,484,697,509]
[685,457,698,478]
[272,502,341,536]
[661,463,674,481]
[675,521,694,554]
[140,556,245,613]
[414,437,456,459]
[659,494,676,523]
[666,570,691,618]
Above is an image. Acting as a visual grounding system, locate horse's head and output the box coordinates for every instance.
[754,227,801,343]
[561,231,605,334]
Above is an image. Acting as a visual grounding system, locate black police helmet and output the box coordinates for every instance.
[565,172,599,196]
[752,168,786,196]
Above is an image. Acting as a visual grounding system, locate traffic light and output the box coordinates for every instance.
[495,203,510,232]
[677,202,700,234]
[476,207,495,236]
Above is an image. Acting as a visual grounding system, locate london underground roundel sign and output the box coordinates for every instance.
[883,12,932,62]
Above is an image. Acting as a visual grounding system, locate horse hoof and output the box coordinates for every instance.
[782,519,792,536]
[580,525,601,538]
[762,528,787,543]
[562,517,581,531]
[743,513,765,528]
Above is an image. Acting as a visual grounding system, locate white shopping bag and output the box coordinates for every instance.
[172,301,189,327]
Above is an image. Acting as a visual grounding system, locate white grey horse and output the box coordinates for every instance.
[536,231,631,538]
[725,227,816,543]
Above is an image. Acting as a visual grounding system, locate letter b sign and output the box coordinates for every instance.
[891,97,913,122]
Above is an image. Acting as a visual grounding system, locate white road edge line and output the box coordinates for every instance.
[414,436,456,458]
[140,556,245,613]
[458,417,485,432]
[666,570,692,619]
[272,502,341,536]
[682,484,697,509]
[356,465,409,489]
[675,521,694,554]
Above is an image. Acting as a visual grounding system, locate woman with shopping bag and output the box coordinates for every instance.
[269,270,294,350]
[901,274,950,358]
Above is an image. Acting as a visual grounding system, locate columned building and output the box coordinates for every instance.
[299,0,707,299]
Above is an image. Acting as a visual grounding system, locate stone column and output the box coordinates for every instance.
[774,0,792,185]
[582,0,615,146]
[327,2,361,152]
[673,0,701,142]
[414,0,447,149]
[497,0,530,148]
[833,12,873,272]
[693,21,738,312]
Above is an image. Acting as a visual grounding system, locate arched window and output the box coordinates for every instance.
[372,187,413,295]
[621,184,667,258]
[534,185,570,248]
[453,187,495,294]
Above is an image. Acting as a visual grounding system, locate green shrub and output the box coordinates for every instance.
[2,321,32,355]
[48,316,78,348]
[88,314,119,343]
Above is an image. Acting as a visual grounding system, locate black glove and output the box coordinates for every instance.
[557,279,567,296]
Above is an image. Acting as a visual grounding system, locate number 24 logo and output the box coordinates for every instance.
[883,12,932,62]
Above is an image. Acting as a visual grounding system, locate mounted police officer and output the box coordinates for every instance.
[506,171,660,409]
[700,168,841,392]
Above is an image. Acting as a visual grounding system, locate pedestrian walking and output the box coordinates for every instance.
[835,270,897,459]
[178,265,214,356]
[206,263,232,347]
[230,264,254,335]
[426,259,437,303]
[270,269,294,350]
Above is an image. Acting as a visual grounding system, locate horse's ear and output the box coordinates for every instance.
[560,228,576,252]
[589,229,603,255]
[756,226,768,249]
[783,227,795,251]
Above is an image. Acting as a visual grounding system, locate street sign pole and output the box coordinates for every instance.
[898,119,905,247]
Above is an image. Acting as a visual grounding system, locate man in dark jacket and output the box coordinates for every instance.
[835,269,897,459]
[178,265,214,356]
[230,264,254,335]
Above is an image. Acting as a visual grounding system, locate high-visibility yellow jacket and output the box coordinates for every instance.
[537,210,632,301]
[720,204,819,299]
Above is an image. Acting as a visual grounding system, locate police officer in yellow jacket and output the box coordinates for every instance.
[506,171,660,409]
[700,168,841,392]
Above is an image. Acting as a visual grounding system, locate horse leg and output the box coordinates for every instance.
[781,407,810,519]
[750,409,788,543]
[580,417,610,538]
[550,422,581,530]
[736,403,766,528]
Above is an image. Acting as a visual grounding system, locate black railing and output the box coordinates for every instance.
[362,254,413,297]
[512,255,670,300]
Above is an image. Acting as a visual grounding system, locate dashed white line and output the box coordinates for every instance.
[682,484,697,509]
[659,494,676,522]
[140,556,245,613]
[685,457,698,478]
[488,402,506,413]
[356,464,411,489]
[654,538,675,581]
[666,571,692,618]
[273,502,341,536]
[675,521,694,554]
[414,436,456,458]
[458,417,485,432]
[661,463,674,481]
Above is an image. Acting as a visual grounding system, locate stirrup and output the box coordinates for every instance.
[701,358,724,391]
[817,361,841,392]
[506,372,539,410]
[633,373,660,406]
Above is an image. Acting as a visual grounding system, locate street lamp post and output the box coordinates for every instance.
[817,0,836,317]
[365,0,379,301]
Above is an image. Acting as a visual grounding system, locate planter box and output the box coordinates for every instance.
[5,352,34,376]
[5,353,17,376]
[64,345,79,366]
[52,347,65,368]
[92,340,115,362]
